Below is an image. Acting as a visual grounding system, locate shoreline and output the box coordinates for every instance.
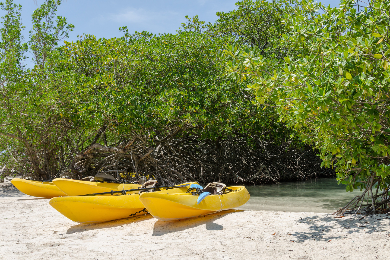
[1,185,390,259]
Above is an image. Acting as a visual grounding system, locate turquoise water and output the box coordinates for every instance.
[239,178,360,213]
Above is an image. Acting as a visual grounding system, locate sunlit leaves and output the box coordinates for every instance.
[232,0,390,191]
[0,0,79,179]
[52,31,278,148]
[29,0,74,68]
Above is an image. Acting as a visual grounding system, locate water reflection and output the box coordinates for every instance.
[239,178,360,213]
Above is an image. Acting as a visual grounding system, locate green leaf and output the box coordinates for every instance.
[373,54,382,59]
[383,60,389,70]
[372,33,382,38]
[346,72,352,80]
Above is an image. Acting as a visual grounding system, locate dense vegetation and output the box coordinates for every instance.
[0,0,334,185]
[229,0,390,214]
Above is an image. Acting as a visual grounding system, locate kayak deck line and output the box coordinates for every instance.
[52,178,142,196]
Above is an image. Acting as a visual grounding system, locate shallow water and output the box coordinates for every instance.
[239,178,360,213]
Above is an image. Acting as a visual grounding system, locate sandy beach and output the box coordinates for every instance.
[1,183,390,260]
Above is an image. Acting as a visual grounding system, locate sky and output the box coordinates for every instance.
[17,0,342,41]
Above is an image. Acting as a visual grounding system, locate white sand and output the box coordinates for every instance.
[1,183,390,260]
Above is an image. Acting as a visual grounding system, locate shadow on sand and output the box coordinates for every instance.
[289,214,390,243]
[152,209,244,236]
[0,192,27,198]
[67,213,154,234]
[0,185,27,198]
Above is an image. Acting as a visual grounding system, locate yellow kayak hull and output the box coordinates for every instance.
[49,194,145,223]
[10,178,67,198]
[139,186,250,221]
[50,182,198,223]
[52,178,141,196]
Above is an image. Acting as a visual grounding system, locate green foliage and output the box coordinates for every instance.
[51,32,277,145]
[180,0,294,60]
[178,0,300,143]
[0,0,26,72]
[29,0,74,68]
[0,0,318,182]
[0,0,76,180]
[209,0,290,59]
[0,0,29,175]
[230,0,390,191]
[180,15,210,33]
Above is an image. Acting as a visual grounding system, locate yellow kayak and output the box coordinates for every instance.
[139,185,250,221]
[49,182,197,223]
[52,178,141,196]
[49,193,145,223]
[10,178,67,198]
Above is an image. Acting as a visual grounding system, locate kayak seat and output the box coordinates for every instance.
[81,176,95,182]
[94,173,118,183]
[139,180,157,193]
[201,182,226,195]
